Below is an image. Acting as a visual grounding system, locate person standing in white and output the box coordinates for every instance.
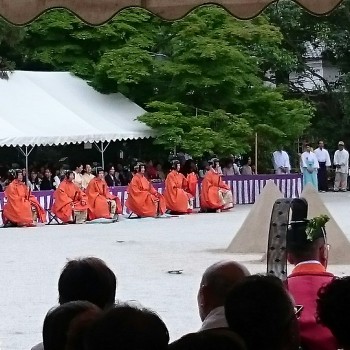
[333,141,349,192]
[272,147,291,174]
[314,141,331,192]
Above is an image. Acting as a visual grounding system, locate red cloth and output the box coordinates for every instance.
[126,173,166,217]
[164,170,193,213]
[2,179,46,226]
[200,170,230,210]
[52,180,88,223]
[287,264,337,350]
[86,178,122,220]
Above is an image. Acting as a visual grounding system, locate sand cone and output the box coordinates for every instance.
[301,184,350,264]
[226,180,283,254]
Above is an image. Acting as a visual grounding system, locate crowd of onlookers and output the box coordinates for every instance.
[27,255,350,350]
[0,155,254,192]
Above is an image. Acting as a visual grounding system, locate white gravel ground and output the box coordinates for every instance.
[1,192,350,350]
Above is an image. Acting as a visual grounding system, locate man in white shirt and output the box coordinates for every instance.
[197,260,250,331]
[272,147,291,174]
[333,141,349,192]
[314,141,331,192]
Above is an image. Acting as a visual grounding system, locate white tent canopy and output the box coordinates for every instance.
[0,71,154,147]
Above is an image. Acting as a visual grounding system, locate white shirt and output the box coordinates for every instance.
[199,306,228,331]
[314,148,331,166]
[295,260,322,268]
[301,151,319,169]
[334,149,349,173]
[272,151,291,171]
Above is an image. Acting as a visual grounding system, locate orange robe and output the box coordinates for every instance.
[2,179,46,226]
[126,173,166,217]
[200,169,231,210]
[86,178,122,220]
[164,170,193,213]
[52,180,88,223]
[186,172,198,197]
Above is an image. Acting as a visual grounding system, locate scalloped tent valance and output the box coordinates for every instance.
[0,0,344,25]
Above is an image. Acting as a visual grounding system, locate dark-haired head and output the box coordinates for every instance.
[317,276,350,349]
[169,329,246,350]
[85,303,169,350]
[58,257,116,309]
[43,301,100,350]
[287,221,328,267]
[225,274,299,350]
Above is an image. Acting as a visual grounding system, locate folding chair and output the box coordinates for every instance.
[46,194,61,225]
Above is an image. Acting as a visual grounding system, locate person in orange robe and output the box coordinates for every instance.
[186,162,199,197]
[51,171,89,224]
[126,163,166,218]
[164,160,194,214]
[2,169,46,227]
[286,218,337,350]
[200,158,234,213]
[86,167,122,220]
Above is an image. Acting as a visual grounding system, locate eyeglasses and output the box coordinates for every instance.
[294,305,304,319]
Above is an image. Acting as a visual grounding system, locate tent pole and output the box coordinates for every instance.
[25,146,29,185]
[101,141,105,170]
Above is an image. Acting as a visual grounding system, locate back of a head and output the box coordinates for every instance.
[287,220,326,264]
[225,275,298,350]
[317,276,350,349]
[169,330,246,350]
[202,261,250,304]
[85,304,169,350]
[43,301,100,350]
[58,257,116,309]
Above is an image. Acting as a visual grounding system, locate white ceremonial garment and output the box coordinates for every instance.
[314,148,331,166]
[301,151,319,169]
[199,306,228,331]
[334,149,349,173]
[273,151,291,171]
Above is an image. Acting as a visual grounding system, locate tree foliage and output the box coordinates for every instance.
[1,6,315,168]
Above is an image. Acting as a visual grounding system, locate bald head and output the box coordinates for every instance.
[197,261,250,321]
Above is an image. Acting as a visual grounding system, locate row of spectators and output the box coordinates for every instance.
[0,156,254,192]
[30,256,349,350]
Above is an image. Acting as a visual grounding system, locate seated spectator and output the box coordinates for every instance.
[82,164,95,190]
[105,165,120,187]
[58,257,117,309]
[197,261,250,331]
[199,161,210,178]
[85,304,169,350]
[317,276,350,350]
[222,160,240,176]
[73,163,84,190]
[145,160,158,180]
[115,163,128,186]
[156,163,166,181]
[40,168,56,190]
[169,329,246,350]
[42,301,101,350]
[28,170,41,191]
[241,156,253,175]
[225,275,300,350]
[287,215,337,350]
[31,257,116,350]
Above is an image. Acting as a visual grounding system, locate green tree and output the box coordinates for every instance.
[0,20,24,78]
[21,7,313,166]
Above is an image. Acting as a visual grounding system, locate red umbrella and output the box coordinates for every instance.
[0,0,343,25]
